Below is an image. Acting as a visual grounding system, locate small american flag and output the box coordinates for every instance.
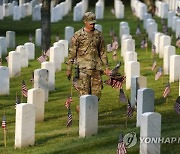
[163,83,170,98]
[151,60,157,71]
[15,94,21,109]
[117,133,127,154]
[176,36,180,48]
[140,38,147,49]
[67,109,72,127]
[22,80,28,97]
[5,56,9,64]
[45,49,50,57]
[174,101,180,114]
[2,115,6,129]
[155,67,163,80]
[65,96,73,109]
[119,89,127,103]
[37,52,47,63]
[127,99,133,118]
[112,41,119,50]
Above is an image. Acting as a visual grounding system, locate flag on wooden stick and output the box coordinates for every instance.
[1,115,6,129]
[163,83,170,98]
[127,99,133,118]
[65,96,73,109]
[22,80,28,97]
[151,60,157,71]
[67,109,72,127]
[155,67,163,80]
[117,132,127,154]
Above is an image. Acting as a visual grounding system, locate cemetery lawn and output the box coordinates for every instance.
[0,5,180,154]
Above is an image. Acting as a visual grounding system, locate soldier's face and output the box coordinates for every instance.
[84,21,95,31]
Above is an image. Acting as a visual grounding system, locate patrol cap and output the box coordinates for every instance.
[83,12,96,24]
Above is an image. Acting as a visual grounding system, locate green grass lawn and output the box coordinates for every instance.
[0,4,180,154]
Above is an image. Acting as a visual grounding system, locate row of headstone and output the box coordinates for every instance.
[162,0,180,13]
[131,0,147,20]
[14,94,98,148]
[7,42,35,77]
[0,31,15,57]
[0,1,36,20]
[51,0,72,23]
[167,11,180,38]
[73,0,88,21]
[114,0,124,19]
[155,1,169,18]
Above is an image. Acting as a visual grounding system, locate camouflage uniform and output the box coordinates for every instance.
[66,12,109,98]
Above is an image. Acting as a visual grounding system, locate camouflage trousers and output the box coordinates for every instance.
[76,70,102,99]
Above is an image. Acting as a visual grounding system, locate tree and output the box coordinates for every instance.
[41,0,51,52]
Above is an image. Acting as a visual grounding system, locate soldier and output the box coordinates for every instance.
[66,12,111,100]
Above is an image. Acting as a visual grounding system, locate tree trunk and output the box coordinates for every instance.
[41,0,51,52]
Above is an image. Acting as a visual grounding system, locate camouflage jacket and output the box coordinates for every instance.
[66,27,109,71]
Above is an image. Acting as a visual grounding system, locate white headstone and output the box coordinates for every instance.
[24,42,35,60]
[13,6,21,20]
[119,21,128,38]
[8,51,21,77]
[32,5,41,21]
[126,61,140,90]
[6,31,15,48]
[137,88,155,127]
[154,32,164,54]
[115,1,124,19]
[121,34,132,57]
[124,51,137,75]
[0,66,9,95]
[169,55,180,82]
[176,19,180,39]
[35,28,41,47]
[167,11,175,28]
[0,5,4,20]
[41,62,55,91]
[161,3,169,18]
[54,41,65,63]
[159,35,171,58]
[143,13,152,29]
[148,22,157,42]
[163,46,175,75]
[27,88,45,122]
[16,45,28,68]
[120,25,130,39]
[65,26,74,43]
[58,40,68,57]
[79,95,98,137]
[95,1,104,19]
[172,16,178,32]
[34,69,49,102]
[73,4,83,21]
[15,103,35,149]
[50,46,61,72]
[140,112,161,154]
[123,39,135,60]
[0,37,7,55]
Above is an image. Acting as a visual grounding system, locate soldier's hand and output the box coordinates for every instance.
[66,70,72,80]
[104,68,112,76]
